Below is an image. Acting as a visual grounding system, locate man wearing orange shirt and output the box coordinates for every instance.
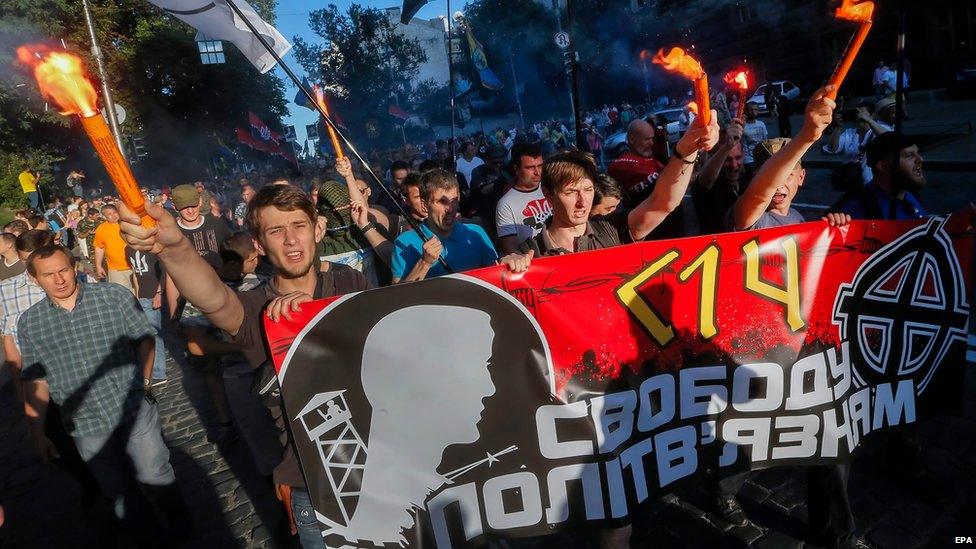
[93,204,133,293]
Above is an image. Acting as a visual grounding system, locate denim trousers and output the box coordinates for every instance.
[290,487,326,548]
[72,397,187,542]
[138,297,167,380]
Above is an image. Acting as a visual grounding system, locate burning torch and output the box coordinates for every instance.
[723,70,750,121]
[16,46,154,228]
[826,0,875,100]
[654,47,710,128]
[312,84,344,160]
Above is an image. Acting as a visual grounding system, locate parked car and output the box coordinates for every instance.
[604,107,686,158]
[748,80,801,113]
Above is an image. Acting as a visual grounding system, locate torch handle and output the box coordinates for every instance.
[325,125,345,160]
[737,89,746,121]
[694,76,711,128]
[312,88,345,160]
[826,21,873,100]
[80,114,155,228]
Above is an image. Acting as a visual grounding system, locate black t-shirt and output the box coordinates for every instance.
[521,210,634,256]
[692,179,744,236]
[178,214,233,271]
[228,264,370,488]
[126,248,163,300]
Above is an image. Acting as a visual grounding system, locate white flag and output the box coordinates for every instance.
[148,0,291,73]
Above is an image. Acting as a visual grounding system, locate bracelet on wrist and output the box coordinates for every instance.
[674,147,698,164]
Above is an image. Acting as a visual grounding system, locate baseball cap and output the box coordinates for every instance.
[874,96,897,114]
[171,184,201,210]
[865,132,918,168]
[752,138,802,170]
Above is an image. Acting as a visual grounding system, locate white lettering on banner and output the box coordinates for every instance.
[483,473,543,530]
[872,379,916,429]
[544,463,604,523]
[731,363,784,413]
[428,483,482,549]
[771,415,820,460]
[590,390,637,454]
[428,361,921,547]
[536,401,593,459]
[679,366,728,419]
[786,352,832,410]
[636,373,676,432]
[654,425,698,486]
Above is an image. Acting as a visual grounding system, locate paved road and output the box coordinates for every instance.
[2,337,975,548]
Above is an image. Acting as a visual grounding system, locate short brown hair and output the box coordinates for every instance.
[595,173,623,202]
[220,232,256,265]
[26,244,74,276]
[419,169,459,201]
[542,149,599,193]
[246,184,317,238]
[3,220,29,236]
[16,230,55,255]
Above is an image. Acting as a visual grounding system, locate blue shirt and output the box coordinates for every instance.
[392,222,498,280]
[837,183,927,221]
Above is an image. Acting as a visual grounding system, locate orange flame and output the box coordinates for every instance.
[835,0,874,22]
[312,84,345,160]
[687,101,699,115]
[638,49,652,62]
[723,70,749,91]
[652,47,704,80]
[16,46,98,117]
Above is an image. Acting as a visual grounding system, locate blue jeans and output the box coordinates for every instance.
[73,398,186,541]
[139,298,167,380]
[290,487,326,547]
[26,191,39,209]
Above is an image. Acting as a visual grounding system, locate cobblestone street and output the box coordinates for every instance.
[1,342,975,548]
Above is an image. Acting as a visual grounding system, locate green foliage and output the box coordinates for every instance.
[1,0,289,205]
[292,4,427,147]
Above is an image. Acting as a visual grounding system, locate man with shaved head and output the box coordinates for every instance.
[608,118,686,238]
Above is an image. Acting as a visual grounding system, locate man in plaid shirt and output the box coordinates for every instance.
[18,244,188,544]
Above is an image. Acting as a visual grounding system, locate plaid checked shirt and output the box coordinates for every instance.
[19,282,154,436]
[0,271,47,347]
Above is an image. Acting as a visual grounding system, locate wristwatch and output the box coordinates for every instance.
[143,378,151,388]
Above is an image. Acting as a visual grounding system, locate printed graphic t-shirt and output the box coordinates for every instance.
[494,185,553,245]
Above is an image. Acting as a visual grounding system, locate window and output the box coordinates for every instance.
[198,39,225,65]
[784,82,797,93]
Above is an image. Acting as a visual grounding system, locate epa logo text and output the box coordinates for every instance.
[956,536,973,544]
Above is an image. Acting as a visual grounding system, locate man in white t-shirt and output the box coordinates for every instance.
[495,142,551,254]
[455,142,484,189]
[741,102,769,174]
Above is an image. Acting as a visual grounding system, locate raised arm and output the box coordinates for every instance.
[628,111,720,240]
[117,200,245,337]
[731,86,835,231]
[695,119,744,191]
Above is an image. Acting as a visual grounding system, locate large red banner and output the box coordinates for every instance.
[265,213,973,548]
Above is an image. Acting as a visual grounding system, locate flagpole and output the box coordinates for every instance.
[224,0,452,272]
[446,2,457,161]
[82,0,125,158]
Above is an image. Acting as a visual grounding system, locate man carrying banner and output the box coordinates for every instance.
[391,170,533,283]
[726,85,868,549]
[118,184,366,547]
[517,116,718,548]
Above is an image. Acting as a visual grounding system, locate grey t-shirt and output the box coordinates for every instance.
[727,207,806,231]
